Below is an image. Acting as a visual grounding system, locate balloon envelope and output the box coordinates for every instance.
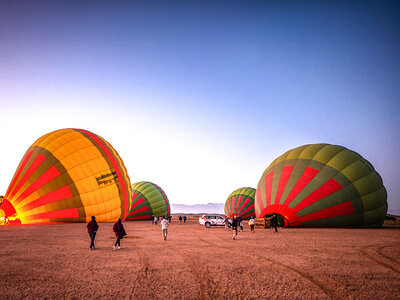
[0,129,132,224]
[255,144,387,227]
[224,187,256,219]
[127,181,171,220]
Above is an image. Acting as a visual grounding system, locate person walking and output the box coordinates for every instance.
[249,216,255,233]
[161,216,169,240]
[183,215,186,223]
[179,215,182,224]
[231,216,238,240]
[113,218,127,250]
[151,215,154,225]
[271,213,278,233]
[87,216,99,250]
[154,216,158,225]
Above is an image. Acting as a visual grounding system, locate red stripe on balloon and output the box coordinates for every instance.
[24,207,79,221]
[298,201,354,223]
[14,166,60,206]
[235,195,243,215]
[21,186,73,212]
[293,178,342,212]
[237,198,251,215]
[284,167,319,206]
[8,154,47,199]
[129,205,150,215]
[240,204,254,217]
[132,192,139,201]
[241,212,254,219]
[265,172,274,207]
[275,166,294,204]
[6,151,34,197]
[129,197,145,211]
[78,129,129,219]
[231,196,235,215]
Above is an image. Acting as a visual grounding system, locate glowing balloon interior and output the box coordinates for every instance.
[0,129,132,224]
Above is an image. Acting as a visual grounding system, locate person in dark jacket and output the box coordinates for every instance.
[231,216,238,240]
[87,216,99,250]
[271,213,278,233]
[113,218,127,250]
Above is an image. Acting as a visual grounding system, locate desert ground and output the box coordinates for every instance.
[0,218,399,299]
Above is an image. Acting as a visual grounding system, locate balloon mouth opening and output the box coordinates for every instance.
[0,199,20,225]
[260,204,299,227]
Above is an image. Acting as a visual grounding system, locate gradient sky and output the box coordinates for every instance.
[1,1,399,214]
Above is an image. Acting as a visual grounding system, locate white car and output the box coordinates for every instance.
[199,215,225,228]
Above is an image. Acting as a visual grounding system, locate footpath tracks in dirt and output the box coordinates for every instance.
[127,226,216,300]
[360,243,400,274]
[202,229,336,299]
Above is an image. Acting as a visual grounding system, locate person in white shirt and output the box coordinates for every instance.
[160,216,169,241]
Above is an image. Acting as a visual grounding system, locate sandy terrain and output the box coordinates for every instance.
[0,219,399,299]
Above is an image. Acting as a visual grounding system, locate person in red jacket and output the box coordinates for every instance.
[113,218,127,250]
[87,216,99,250]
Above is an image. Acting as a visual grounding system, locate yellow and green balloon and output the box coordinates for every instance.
[0,129,132,224]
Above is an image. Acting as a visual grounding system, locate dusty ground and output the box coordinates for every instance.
[0,219,399,299]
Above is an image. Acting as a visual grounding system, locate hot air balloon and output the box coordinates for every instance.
[0,129,132,224]
[255,144,387,227]
[224,187,256,219]
[126,181,171,220]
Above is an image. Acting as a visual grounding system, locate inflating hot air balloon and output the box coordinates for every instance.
[126,181,171,220]
[224,187,256,219]
[255,144,387,227]
[0,129,132,224]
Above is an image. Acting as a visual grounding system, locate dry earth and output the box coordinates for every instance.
[0,219,399,299]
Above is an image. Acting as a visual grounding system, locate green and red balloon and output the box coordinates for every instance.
[126,181,170,220]
[255,144,387,227]
[224,187,256,219]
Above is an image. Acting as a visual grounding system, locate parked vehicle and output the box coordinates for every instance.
[199,215,225,228]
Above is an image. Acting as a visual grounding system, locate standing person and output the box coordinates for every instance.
[179,215,182,224]
[161,216,169,240]
[237,216,243,232]
[231,216,238,240]
[249,216,255,233]
[113,218,127,250]
[151,215,154,225]
[224,216,229,230]
[240,218,244,232]
[183,215,186,223]
[154,216,158,225]
[271,213,278,233]
[87,216,99,250]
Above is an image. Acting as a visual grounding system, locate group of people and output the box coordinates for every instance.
[86,215,171,250]
[87,213,280,248]
[224,213,279,240]
[178,215,186,223]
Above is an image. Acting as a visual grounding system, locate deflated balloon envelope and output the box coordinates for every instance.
[255,144,387,227]
[224,187,256,219]
[127,181,171,220]
[0,129,132,224]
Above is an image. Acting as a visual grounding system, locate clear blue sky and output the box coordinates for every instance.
[1,1,399,214]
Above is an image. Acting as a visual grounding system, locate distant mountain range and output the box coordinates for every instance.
[171,203,224,214]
